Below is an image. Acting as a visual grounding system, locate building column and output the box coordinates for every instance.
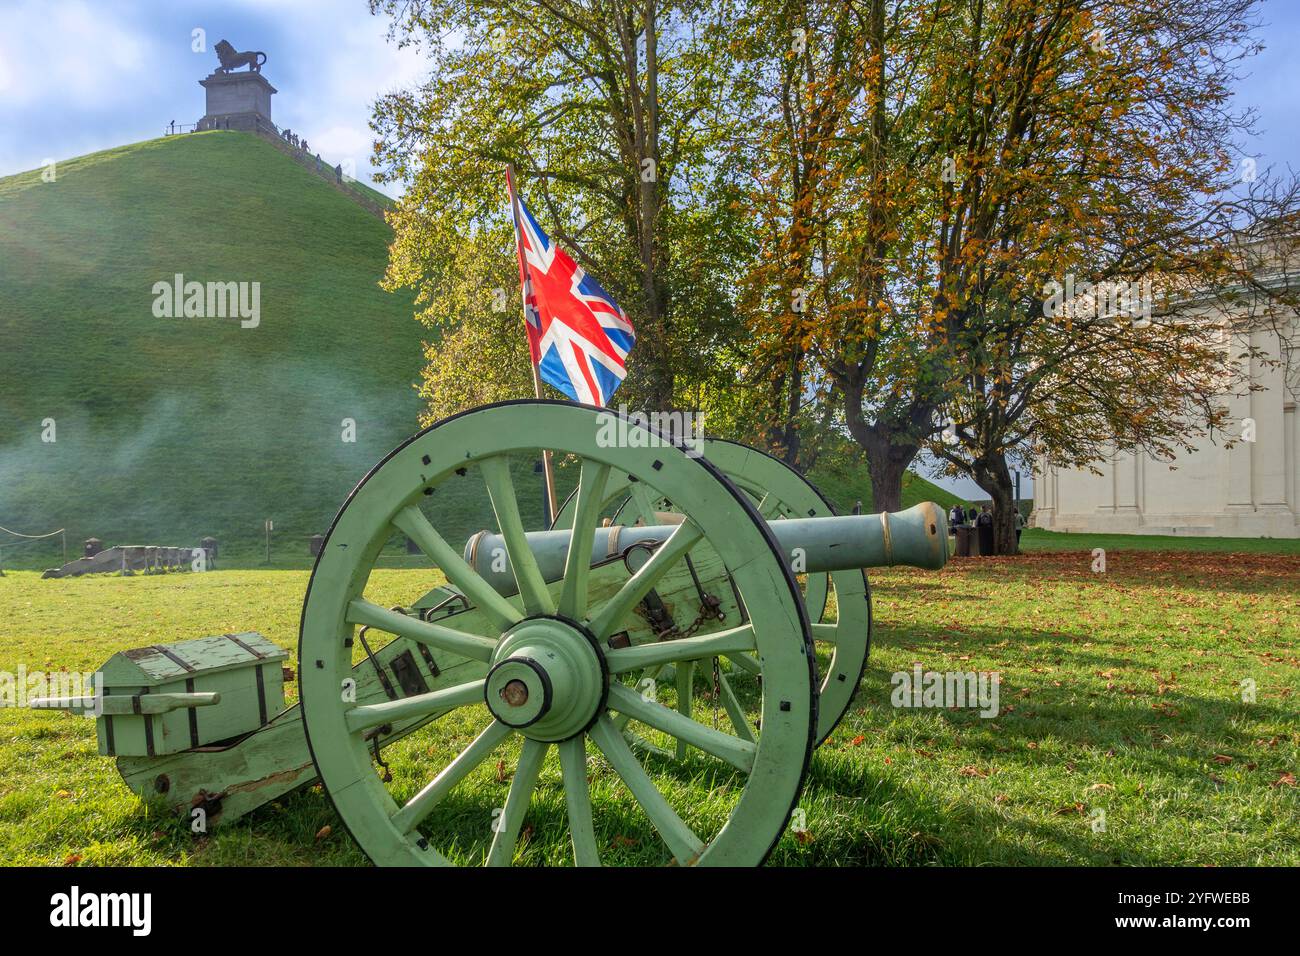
[1224,325,1255,514]
[1115,451,1140,515]
[1287,402,1298,517]
[1136,452,1147,516]
[1032,454,1054,527]
[1254,327,1291,516]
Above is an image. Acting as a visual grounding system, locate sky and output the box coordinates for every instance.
[0,0,428,193]
[2,0,1297,500]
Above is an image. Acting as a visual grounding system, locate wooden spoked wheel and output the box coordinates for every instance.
[553,438,871,744]
[299,402,816,866]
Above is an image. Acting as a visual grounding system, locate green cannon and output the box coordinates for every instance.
[31,401,949,865]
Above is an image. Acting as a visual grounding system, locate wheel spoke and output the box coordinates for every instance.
[393,505,521,631]
[486,737,548,866]
[345,679,485,734]
[725,651,762,677]
[347,599,498,663]
[588,520,704,639]
[608,684,756,773]
[811,622,839,643]
[558,459,611,620]
[674,660,693,760]
[604,625,755,675]
[717,670,756,743]
[612,666,664,731]
[479,455,554,616]
[589,716,705,864]
[391,720,512,834]
[558,736,600,867]
[628,480,659,525]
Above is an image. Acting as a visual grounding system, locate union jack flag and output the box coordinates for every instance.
[508,170,635,406]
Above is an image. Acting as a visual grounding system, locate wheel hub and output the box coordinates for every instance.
[484,617,607,741]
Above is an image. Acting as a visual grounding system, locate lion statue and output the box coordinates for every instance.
[214,40,267,74]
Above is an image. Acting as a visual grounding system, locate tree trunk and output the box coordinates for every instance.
[864,443,910,513]
[841,377,922,513]
[973,454,1020,555]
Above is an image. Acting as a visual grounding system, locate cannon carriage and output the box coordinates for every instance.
[32,401,948,865]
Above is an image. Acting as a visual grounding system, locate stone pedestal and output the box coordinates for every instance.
[197,71,277,132]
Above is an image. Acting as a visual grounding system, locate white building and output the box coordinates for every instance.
[1033,275,1299,538]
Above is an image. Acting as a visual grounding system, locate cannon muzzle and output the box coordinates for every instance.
[464,502,949,597]
[766,501,949,572]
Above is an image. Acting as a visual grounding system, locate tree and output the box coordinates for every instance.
[369,0,751,415]
[912,0,1299,552]
[737,0,1296,539]
[733,0,964,511]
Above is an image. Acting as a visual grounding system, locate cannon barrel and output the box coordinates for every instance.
[464,501,948,597]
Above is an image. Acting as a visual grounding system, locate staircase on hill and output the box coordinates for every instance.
[181,114,390,219]
[172,118,390,218]
[253,125,389,220]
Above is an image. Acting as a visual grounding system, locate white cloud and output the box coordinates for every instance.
[0,0,157,107]
[309,124,371,166]
[0,0,429,192]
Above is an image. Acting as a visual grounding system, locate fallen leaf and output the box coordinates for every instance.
[1085,782,1114,793]
[958,765,988,778]
[315,825,332,841]
[1271,772,1296,789]
[62,854,82,866]
[1212,754,1233,764]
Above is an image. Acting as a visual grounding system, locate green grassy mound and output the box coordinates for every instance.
[0,131,956,569]
[0,131,425,560]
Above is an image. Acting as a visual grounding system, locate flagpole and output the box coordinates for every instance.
[508,163,559,526]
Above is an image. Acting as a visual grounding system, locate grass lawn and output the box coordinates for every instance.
[1021,528,1300,555]
[1,542,1295,866]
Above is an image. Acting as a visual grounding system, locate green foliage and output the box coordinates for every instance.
[370,0,755,414]
[0,132,424,554]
